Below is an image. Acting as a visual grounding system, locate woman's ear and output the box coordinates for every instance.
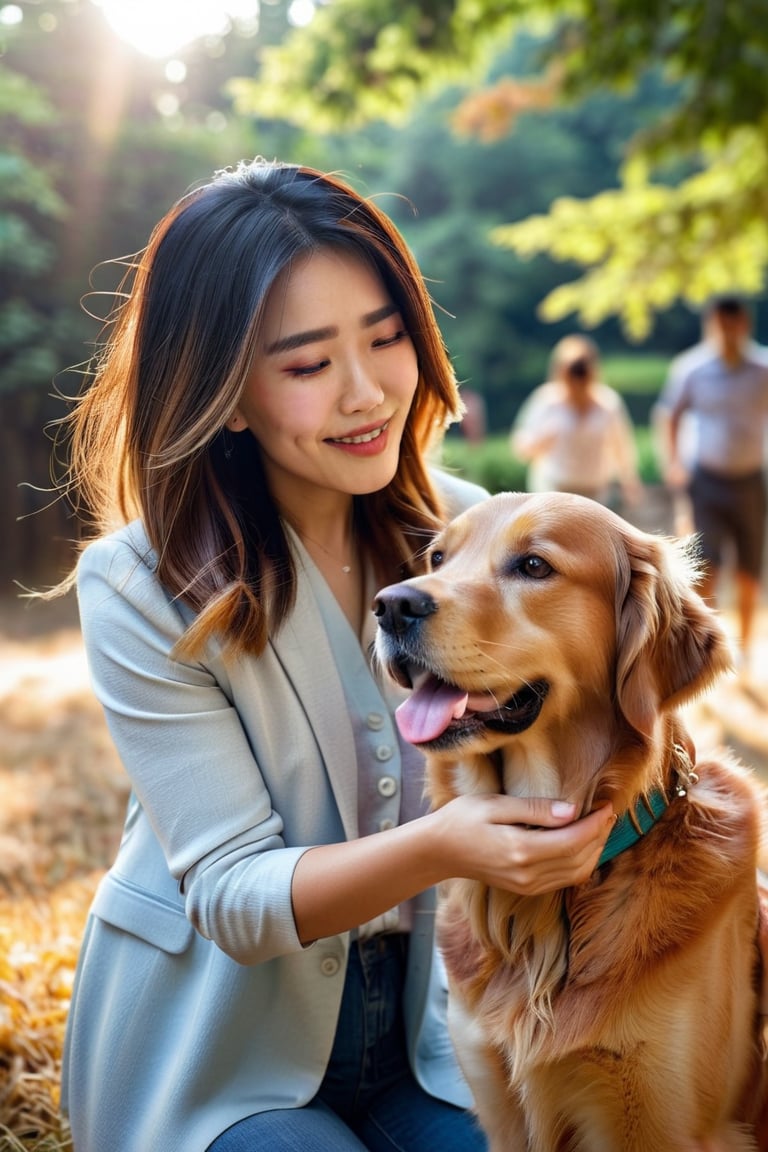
[226,411,246,433]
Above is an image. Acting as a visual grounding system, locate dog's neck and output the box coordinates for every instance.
[495,711,694,826]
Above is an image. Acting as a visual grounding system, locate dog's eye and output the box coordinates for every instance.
[517,555,552,579]
[429,549,444,570]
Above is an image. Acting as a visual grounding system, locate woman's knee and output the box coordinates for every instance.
[206,1100,369,1152]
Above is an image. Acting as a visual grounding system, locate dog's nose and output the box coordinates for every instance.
[373,583,438,636]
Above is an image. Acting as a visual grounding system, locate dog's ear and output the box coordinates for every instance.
[614,528,732,737]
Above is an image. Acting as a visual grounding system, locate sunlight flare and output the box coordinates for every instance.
[93,0,260,58]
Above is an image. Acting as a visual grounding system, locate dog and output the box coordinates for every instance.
[374,491,768,1151]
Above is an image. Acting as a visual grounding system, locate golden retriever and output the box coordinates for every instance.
[374,491,768,1151]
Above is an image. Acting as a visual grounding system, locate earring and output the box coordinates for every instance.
[223,428,234,461]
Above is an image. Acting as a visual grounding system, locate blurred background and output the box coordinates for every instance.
[2,0,767,592]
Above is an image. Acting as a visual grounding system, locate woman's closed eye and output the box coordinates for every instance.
[284,329,408,377]
[284,358,331,378]
[372,328,408,349]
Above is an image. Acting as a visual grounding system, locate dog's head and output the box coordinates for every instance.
[374,492,732,804]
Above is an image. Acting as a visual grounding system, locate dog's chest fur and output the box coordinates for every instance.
[437,754,764,1137]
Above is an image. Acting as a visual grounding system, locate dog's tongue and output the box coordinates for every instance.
[395,675,469,744]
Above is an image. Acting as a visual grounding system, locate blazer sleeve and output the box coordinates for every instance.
[77,532,310,965]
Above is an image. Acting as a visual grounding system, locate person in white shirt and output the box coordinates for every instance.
[658,295,768,668]
[511,334,641,511]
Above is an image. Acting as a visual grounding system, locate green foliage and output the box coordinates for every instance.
[243,0,768,158]
[600,353,668,396]
[494,128,768,339]
[234,0,768,336]
[0,299,62,393]
[0,214,53,276]
[0,64,70,395]
[634,426,663,486]
[0,2,288,398]
[0,66,58,125]
[546,0,768,158]
[440,434,528,495]
[231,0,523,130]
[440,428,662,494]
[599,352,669,426]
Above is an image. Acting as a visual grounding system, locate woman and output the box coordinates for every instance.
[57,159,616,1152]
[512,334,641,509]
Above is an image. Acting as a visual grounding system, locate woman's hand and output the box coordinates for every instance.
[291,795,615,945]
[427,794,616,896]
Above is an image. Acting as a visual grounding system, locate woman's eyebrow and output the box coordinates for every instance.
[266,327,336,355]
[265,304,400,355]
[362,303,399,328]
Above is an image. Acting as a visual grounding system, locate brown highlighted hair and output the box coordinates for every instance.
[58,160,462,656]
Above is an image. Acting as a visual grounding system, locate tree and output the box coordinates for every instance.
[0,62,77,588]
[0,65,70,386]
[0,0,295,589]
[235,0,768,338]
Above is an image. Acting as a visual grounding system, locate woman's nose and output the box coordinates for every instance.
[340,358,385,411]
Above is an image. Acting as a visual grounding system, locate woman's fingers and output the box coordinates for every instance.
[462,796,616,895]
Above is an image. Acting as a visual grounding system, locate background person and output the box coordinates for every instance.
[511,334,642,511]
[54,159,616,1152]
[657,294,768,672]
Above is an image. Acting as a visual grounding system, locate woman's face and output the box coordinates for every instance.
[231,248,419,511]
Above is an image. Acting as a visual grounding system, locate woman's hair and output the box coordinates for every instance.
[59,159,463,656]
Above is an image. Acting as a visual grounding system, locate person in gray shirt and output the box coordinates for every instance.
[659,295,768,672]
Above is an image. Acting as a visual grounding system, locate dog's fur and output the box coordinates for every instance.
[374,491,768,1151]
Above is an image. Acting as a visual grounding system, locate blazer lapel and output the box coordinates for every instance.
[270,570,359,841]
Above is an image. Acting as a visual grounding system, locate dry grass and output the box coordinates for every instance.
[0,597,129,1151]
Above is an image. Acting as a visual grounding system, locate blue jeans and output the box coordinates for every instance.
[207,934,487,1151]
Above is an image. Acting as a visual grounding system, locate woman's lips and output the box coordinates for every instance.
[326,420,391,455]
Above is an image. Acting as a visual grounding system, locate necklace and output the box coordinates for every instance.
[297,530,354,574]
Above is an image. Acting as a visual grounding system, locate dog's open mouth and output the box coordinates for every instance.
[394,666,549,747]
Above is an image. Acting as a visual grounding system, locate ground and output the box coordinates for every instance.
[0,595,129,1151]
[0,585,766,1150]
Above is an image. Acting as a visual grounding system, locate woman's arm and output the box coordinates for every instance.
[77,532,311,964]
[292,795,615,945]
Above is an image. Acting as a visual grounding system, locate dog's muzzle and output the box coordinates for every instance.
[374,582,549,748]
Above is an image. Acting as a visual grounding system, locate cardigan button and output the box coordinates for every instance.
[377,775,397,798]
[320,955,341,977]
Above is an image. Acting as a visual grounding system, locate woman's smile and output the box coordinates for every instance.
[326,418,391,452]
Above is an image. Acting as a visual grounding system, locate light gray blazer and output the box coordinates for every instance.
[61,469,488,1152]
